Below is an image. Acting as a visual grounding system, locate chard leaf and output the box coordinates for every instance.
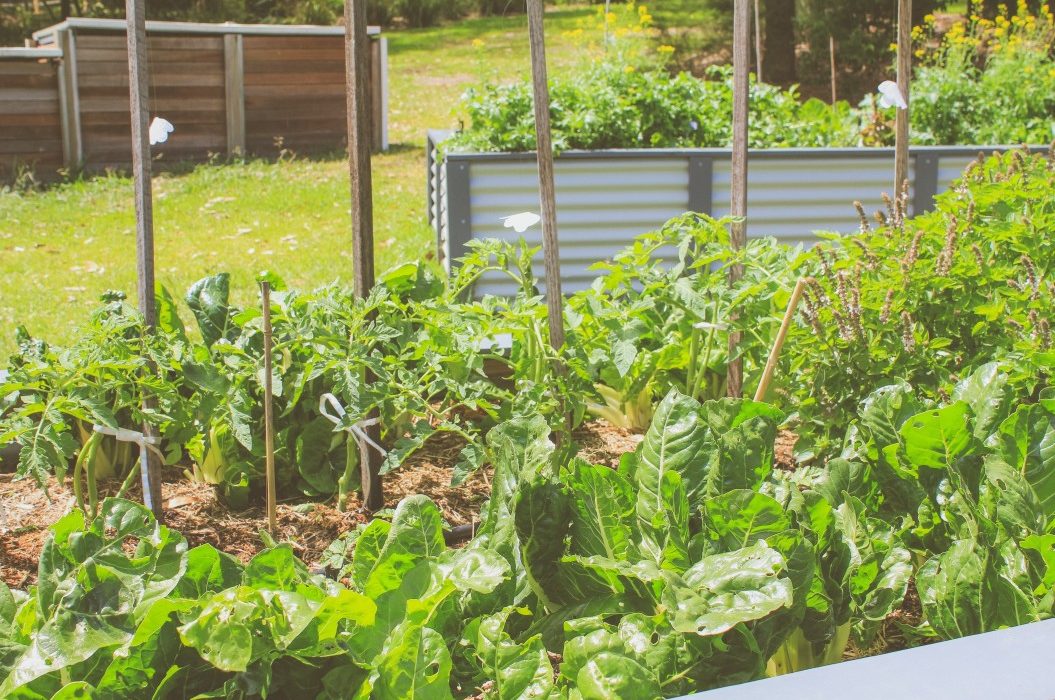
[701,489,790,550]
[670,541,794,636]
[474,608,558,700]
[364,496,446,599]
[185,274,236,348]
[575,651,662,700]
[917,539,1041,640]
[514,480,572,609]
[567,461,636,561]
[634,389,708,530]
[952,362,1013,440]
[990,402,1055,514]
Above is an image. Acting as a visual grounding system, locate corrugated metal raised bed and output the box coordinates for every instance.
[427,130,1042,295]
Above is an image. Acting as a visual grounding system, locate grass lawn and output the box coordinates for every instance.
[0,6,602,355]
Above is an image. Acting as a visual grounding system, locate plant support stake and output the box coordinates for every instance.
[753,278,809,402]
[261,281,277,534]
[125,0,162,517]
[345,0,384,511]
[728,0,750,398]
[527,0,566,354]
[895,0,912,194]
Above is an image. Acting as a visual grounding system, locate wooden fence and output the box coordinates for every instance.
[0,18,387,179]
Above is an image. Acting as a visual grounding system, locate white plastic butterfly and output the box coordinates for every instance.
[149,117,174,145]
[877,81,908,110]
[500,212,541,233]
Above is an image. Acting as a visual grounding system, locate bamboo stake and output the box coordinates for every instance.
[753,0,763,82]
[753,278,808,402]
[895,0,912,195]
[261,281,277,534]
[345,0,384,511]
[125,0,162,517]
[728,0,750,398]
[829,35,837,103]
[526,0,565,354]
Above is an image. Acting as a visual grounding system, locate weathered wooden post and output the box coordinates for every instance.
[895,0,912,195]
[829,35,838,103]
[728,0,750,398]
[526,0,565,354]
[125,0,163,516]
[260,281,278,533]
[345,0,384,511]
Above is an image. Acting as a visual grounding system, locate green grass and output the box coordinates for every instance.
[0,6,601,355]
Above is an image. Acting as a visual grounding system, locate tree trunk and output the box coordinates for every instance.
[60,0,71,18]
[762,0,796,84]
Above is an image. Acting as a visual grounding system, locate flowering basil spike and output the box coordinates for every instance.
[877,81,908,110]
[148,117,175,146]
[500,212,542,233]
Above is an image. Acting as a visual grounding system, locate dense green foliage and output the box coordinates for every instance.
[3,149,1054,505]
[910,8,1055,146]
[788,147,1055,456]
[449,64,861,153]
[448,5,1055,154]
[3,366,1054,696]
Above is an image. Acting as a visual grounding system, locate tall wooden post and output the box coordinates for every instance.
[261,282,278,533]
[345,0,383,511]
[728,0,750,398]
[126,0,162,516]
[895,0,911,195]
[526,0,565,353]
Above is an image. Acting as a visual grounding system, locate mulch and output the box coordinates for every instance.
[0,420,639,590]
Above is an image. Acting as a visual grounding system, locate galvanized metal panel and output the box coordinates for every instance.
[467,157,690,296]
[711,156,914,247]
[937,155,977,192]
[426,144,1046,296]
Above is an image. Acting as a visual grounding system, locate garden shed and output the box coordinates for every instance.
[0,18,387,179]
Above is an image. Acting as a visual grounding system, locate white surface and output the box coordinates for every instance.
[680,621,1055,700]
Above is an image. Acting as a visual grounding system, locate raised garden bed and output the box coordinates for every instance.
[427,131,1046,294]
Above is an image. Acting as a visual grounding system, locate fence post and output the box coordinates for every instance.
[223,33,245,156]
[895,0,912,194]
[345,0,384,512]
[728,0,751,398]
[54,28,82,169]
[125,0,163,517]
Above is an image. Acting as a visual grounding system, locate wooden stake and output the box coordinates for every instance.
[829,35,837,103]
[753,278,808,402]
[728,0,750,398]
[345,0,383,511]
[753,0,763,82]
[125,0,162,517]
[526,0,565,353]
[895,0,912,195]
[261,282,277,533]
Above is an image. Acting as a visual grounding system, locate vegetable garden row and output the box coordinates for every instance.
[1,145,1054,697]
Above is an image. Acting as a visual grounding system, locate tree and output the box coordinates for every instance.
[762,0,796,84]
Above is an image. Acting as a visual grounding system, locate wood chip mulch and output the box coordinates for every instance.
[0,420,637,590]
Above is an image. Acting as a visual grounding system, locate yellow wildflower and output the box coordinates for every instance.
[624,65,636,73]
[657,44,675,54]
[472,38,485,48]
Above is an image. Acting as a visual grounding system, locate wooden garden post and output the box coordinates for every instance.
[526,0,565,354]
[125,0,163,517]
[895,0,912,195]
[728,0,750,398]
[345,0,384,511]
[261,282,278,533]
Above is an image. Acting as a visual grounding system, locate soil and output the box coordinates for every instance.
[0,419,636,590]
